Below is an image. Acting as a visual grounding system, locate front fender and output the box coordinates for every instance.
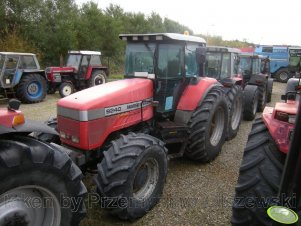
[0,119,58,136]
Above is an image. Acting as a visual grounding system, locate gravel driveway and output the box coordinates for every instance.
[0,81,286,226]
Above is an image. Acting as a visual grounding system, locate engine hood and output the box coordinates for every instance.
[57,78,153,120]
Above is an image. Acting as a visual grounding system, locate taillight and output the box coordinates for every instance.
[47,73,54,81]
[275,111,296,124]
[12,114,25,126]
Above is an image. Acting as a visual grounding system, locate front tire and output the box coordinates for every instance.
[94,133,168,220]
[226,85,243,140]
[16,74,47,104]
[185,87,229,162]
[89,70,107,87]
[59,82,74,98]
[231,118,286,225]
[0,135,86,226]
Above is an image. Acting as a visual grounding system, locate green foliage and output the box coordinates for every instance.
[0,0,255,73]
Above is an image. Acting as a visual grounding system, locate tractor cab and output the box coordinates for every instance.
[0,52,41,89]
[120,33,206,115]
[204,46,241,85]
[288,47,301,76]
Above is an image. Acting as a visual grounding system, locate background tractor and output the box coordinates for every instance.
[205,46,243,140]
[231,76,300,225]
[46,50,109,97]
[239,52,273,120]
[30,33,235,222]
[288,47,301,78]
[0,52,47,103]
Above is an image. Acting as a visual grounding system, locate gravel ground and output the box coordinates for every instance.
[0,81,286,226]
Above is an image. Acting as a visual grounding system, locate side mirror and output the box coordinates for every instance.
[196,47,206,65]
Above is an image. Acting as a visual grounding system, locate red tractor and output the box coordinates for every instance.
[205,46,243,140]
[0,33,236,224]
[231,77,300,225]
[46,50,109,97]
[239,52,273,120]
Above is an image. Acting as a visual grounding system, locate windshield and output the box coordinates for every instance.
[66,54,82,69]
[239,57,252,74]
[125,43,155,76]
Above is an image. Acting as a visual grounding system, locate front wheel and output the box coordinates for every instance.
[185,87,229,162]
[88,70,107,87]
[232,118,286,225]
[0,136,87,226]
[94,133,168,220]
[16,74,47,103]
[59,82,74,98]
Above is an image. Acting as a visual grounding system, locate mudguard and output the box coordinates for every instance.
[0,119,58,136]
[248,74,267,86]
[177,77,221,111]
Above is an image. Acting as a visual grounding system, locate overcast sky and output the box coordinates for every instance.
[75,0,300,46]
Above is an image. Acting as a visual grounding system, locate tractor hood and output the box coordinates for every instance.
[46,66,75,74]
[57,78,153,121]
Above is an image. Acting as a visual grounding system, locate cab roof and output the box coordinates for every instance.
[207,46,240,53]
[68,50,101,55]
[0,52,35,56]
[239,52,269,60]
[119,33,206,45]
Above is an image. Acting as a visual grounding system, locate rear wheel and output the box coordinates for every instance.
[275,68,290,83]
[89,70,107,87]
[185,87,228,162]
[94,133,168,220]
[267,78,273,103]
[0,135,86,226]
[226,85,243,140]
[59,82,74,98]
[16,74,47,104]
[257,82,267,112]
[231,118,286,225]
[243,85,259,121]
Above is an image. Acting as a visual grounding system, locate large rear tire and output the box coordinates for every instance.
[257,82,267,112]
[267,78,273,103]
[88,70,107,87]
[226,85,243,140]
[243,85,259,121]
[185,87,228,162]
[0,135,86,226]
[231,118,286,226]
[16,74,47,104]
[275,68,290,83]
[94,133,168,220]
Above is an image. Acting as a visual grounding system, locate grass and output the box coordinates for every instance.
[108,73,124,81]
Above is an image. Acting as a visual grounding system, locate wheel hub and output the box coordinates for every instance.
[27,83,39,95]
[0,186,61,226]
[231,96,242,130]
[209,106,225,146]
[62,86,72,96]
[94,75,105,85]
[133,158,159,201]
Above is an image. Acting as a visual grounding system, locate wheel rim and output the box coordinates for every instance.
[93,74,106,86]
[209,106,225,146]
[0,185,61,226]
[261,89,266,107]
[27,82,42,98]
[231,96,242,130]
[279,72,288,81]
[62,85,72,96]
[133,158,159,201]
[253,95,259,115]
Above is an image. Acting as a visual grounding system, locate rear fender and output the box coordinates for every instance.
[175,77,221,124]
[248,74,267,86]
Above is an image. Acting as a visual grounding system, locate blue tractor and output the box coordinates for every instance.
[255,45,294,83]
[0,52,47,103]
